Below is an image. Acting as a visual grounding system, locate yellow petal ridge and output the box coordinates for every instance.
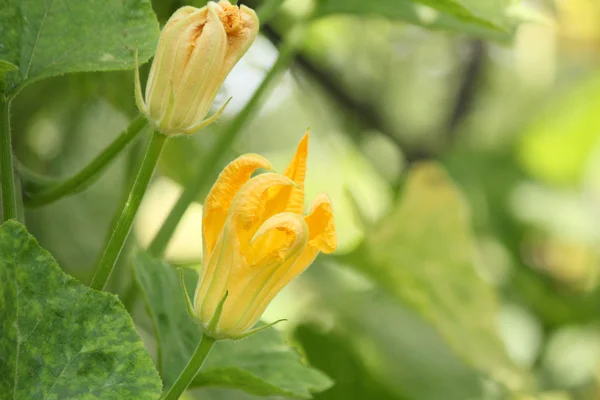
[224,213,308,334]
[246,212,309,266]
[281,132,309,214]
[230,173,296,247]
[203,154,272,258]
[235,194,337,330]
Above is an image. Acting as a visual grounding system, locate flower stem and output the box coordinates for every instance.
[24,115,148,208]
[0,95,18,222]
[147,27,304,257]
[90,129,167,291]
[160,335,217,400]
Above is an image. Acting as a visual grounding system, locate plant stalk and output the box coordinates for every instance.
[0,96,18,222]
[160,335,217,400]
[90,129,167,291]
[24,115,148,207]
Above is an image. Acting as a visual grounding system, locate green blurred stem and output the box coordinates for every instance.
[24,115,148,208]
[90,130,167,291]
[160,335,217,400]
[147,27,304,257]
[0,96,18,222]
[255,0,286,21]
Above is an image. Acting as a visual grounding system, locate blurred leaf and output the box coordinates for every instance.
[295,324,403,400]
[520,73,600,186]
[0,0,159,95]
[305,263,494,400]
[445,150,600,330]
[313,0,516,41]
[340,162,526,391]
[22,99,131,284]
[133,251,333,399]
[0,220,162,399]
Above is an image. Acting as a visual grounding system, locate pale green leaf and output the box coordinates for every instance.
[341,162,527,391]
[0,220,162,399]
[133,251,332,399]
[0,0,159,95]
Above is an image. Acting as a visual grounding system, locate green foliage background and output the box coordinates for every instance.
[2,0,600,399]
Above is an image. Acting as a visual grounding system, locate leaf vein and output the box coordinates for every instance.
[22,0,54,80]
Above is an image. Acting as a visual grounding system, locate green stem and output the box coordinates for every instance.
[90,130,167,291]
[24,115,148,208]
[0,96,18,222]
[147,28,304,257]
[256,0,286,21]
[160,335,217,400]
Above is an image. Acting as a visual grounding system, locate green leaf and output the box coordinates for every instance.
[305,264,497,400]
[133,251,332,399]
[0,0,159,95]
[339,162,527,392]
[0,220,162,399]
[0,60,18,93]
[294,324,403,400]
[313,0,517,41]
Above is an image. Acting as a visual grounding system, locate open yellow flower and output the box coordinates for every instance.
[189,133,337,339]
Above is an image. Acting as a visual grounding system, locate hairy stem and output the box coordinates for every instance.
[90,130,167,291]
[0,96,18,222]
[160,335,217,400]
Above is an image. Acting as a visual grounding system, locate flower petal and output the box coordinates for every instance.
[235,194,337,330]
[246,211,308,267]
[145,7,208,119]
[219,212,308,334]
[230,172,296,249]
[195,225,240,328]
[216,2,260,80]
[203,154,272,259]
[305,193,337,253]
[171,3,228,128]
[281,132,309,214]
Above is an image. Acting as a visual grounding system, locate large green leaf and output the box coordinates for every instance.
[339,162,527,391]
[313,0,516,40]
[304,263,495,400]
[0,0,159,95]
[133,251,332,399]
[0,220,162,399]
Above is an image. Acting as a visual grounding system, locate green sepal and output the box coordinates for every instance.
[178,267,196,322]
[230,319,288,341]
[158,80,177,134]
[207,290,229,333]
[183,97,232,135]
[134,47,147,116]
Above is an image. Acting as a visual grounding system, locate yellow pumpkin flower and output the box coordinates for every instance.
[135,1,259,136]
[189,133,337,339]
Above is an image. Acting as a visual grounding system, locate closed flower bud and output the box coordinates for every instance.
[135,1,259,135]
[189,133,337,339]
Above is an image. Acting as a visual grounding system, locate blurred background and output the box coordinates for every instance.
[9,0,600,399]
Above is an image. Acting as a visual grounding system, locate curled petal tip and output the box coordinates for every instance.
[306,194,337,253]
[249,212,308,245]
